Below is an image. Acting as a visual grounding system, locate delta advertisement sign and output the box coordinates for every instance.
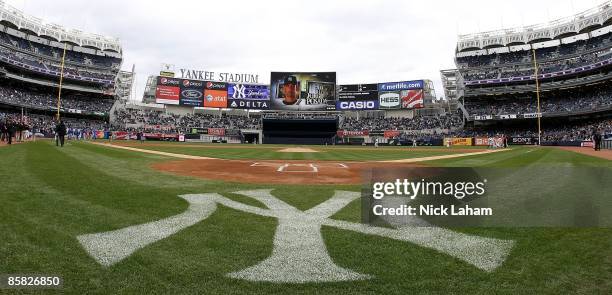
[227,83,270,109]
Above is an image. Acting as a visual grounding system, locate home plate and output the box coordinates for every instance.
[277,148,319,153]
[251,162,348,173]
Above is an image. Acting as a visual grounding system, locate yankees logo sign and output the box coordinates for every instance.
[77,190,514,283]
[228,83,270,100]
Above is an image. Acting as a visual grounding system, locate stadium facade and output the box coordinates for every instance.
[1,0,609,148]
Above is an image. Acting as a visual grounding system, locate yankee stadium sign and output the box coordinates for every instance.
[179,68,260,84]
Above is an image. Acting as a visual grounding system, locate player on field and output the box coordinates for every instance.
[55,121,67,147]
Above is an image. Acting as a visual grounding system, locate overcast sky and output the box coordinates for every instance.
[5,0,606,100]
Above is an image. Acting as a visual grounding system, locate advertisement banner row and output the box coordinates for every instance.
[156,77,269,109]
[474,113,542,121]
[336,130,402,138]
[155,74,425,111]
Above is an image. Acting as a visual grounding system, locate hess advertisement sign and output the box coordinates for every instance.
[378,92,401,109]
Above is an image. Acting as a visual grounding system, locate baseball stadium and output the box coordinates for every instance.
[1,0,611,294]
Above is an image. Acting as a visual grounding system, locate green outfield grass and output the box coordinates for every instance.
[1,140,610,294]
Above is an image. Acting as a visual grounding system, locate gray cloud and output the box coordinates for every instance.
[8,0,605,100]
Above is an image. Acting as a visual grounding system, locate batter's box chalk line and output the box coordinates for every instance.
[251,162,349,173]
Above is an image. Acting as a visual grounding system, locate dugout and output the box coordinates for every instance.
[262,117,338,145]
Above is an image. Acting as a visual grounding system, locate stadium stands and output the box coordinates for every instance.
[0,1,120,142]
[341,114,463,131]
[0,83,114,114]
[458,119,612,142]
[112,108,261,132]
[464,83,612,117]
[453,2,612,147]
[0,110,108,138]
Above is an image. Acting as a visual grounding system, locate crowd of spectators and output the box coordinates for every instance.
[0,84,114,114]
[112,107,464,133]
[457,33,612,68]
[0,31,119,82]
[465,84,612,116]
[457,119,612,142]
[0,110,108,138]
[341,114,463,131]
[457,32,612,81]
[112,108,261,132]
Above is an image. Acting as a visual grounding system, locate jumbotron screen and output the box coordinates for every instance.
[269,72,336,111]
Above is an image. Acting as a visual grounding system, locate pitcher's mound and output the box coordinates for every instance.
[277,147,319,153]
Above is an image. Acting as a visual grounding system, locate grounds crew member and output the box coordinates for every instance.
[55,120,67,147]
[7,119,16,145]
[0,118,6,142]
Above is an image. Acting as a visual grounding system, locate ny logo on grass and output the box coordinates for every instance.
[77,190,514,283]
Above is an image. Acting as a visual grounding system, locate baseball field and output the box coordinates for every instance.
[1,140,611,294]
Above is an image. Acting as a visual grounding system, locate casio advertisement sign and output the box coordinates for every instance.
[336,100,378,110]
[378,92,400,109]
[378,80,424,91]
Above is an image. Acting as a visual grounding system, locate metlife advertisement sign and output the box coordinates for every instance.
[378,80,424,91]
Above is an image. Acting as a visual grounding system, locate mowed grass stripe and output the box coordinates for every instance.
[1,141,611,294]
